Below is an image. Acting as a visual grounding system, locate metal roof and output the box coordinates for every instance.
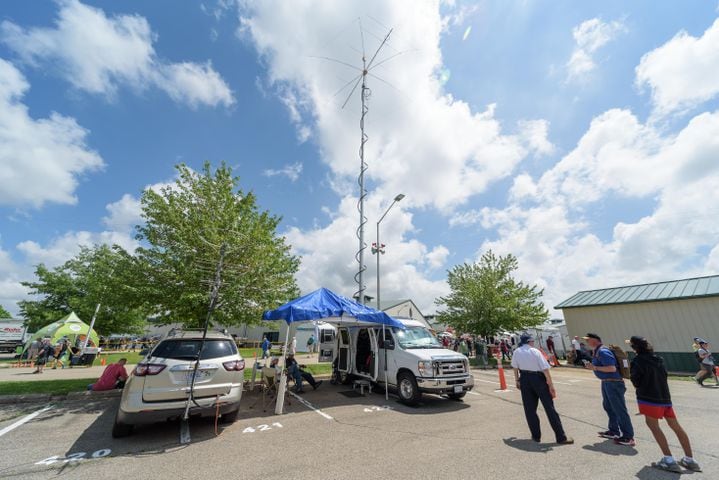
[555,275,719,309]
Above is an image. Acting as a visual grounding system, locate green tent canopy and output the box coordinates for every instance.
[24,312,99,351]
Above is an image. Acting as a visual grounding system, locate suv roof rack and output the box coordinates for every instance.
[166,327,229,338]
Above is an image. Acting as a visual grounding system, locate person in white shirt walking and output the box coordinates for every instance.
[511,334,574,445]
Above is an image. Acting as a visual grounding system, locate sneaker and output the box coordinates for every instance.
[614,437,636,446]
[652,459,682,473]
[556,437,574,445]
[678,458,702,472]
[694,377,704,386]
[313,380,323,390]
[598,430,620,439]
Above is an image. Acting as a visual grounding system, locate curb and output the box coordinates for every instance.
[0,389,122,405]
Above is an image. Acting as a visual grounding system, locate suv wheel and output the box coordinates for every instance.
[397,371,421,406]
[112,414,133,438]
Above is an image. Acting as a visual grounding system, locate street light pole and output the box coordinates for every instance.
[374,194,405,310]
[373,193,404,401]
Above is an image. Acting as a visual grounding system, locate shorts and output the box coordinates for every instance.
[638,402,676,419]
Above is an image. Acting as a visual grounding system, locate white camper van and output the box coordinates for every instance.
[330,319,474,405]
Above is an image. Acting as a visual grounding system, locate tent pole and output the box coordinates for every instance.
[383,323,388,400]
[275,321,292,415]
[82,303,101,350]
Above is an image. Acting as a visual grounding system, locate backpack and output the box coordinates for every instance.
[607,345,631,379]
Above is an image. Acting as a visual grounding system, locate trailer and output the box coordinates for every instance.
[0,319,28,353]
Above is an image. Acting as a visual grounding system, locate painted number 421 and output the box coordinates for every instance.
[242,422,283,433]
[36,449,111,465]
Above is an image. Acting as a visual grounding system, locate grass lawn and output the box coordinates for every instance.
[242,361,332,380]
[0,378,96,396]
[0,363,333,395]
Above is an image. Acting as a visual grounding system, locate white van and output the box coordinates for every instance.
[330,319,474,405]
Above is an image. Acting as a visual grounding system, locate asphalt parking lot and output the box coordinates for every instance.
[1,368,717,480]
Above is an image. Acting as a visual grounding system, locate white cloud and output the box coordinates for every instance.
[566,18,625,82]
[426,245,450,270]
[0,58,104,208]
[238,1,531,212]
[103,194,142,232]
[284,196,448,314]
[0,245,28,316]
[476,107,719,312]
[263,162,303,182]
[158,62,234,109]
[636,18,719,116]
[518,119,555,156]
[1,0,233,108]
[17,230,138,268]
[235,1,540,309]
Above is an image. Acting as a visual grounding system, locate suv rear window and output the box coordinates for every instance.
[151,339,238,360]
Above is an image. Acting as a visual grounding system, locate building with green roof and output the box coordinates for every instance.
[555,275,719,372]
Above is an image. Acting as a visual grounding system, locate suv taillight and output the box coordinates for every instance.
[134,364,166,376]
[223,360,245,371]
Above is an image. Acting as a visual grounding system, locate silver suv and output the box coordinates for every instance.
[112,329,245,437]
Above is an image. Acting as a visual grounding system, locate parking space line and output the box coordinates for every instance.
[474,378,514,392]
[0,406,52,438]
[466,391,481,396]
[288,392,334,420]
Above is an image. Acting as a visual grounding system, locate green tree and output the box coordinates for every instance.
[19,245,148,334]
[0,305,11,318]
[436,251,547,336]
[134,162,299,327]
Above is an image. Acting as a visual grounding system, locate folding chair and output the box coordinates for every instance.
[250,367,292,412]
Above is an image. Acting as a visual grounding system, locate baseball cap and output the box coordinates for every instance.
[694,337,708,345]
[582,333,602,341]
[519,333,534,345]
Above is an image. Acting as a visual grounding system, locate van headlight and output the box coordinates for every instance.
[418,361,434,377]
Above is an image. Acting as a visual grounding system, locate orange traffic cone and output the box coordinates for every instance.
[100,358,106,366]
[497,353,508,390]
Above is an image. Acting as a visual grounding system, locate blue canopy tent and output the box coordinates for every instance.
[262,288,405,411]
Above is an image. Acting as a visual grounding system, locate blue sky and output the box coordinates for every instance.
[1,0,719,317]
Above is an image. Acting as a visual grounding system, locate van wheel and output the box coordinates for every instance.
[447,392,466,401]
[397,372,421,405]
[112,415,133,438]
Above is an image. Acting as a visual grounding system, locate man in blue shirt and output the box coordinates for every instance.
[583,333,635,446]
[261,336,271,359]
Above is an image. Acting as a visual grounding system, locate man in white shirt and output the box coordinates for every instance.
[512,334,573,445]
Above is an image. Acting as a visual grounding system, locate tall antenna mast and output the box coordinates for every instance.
[309,19,396,305]
[350,23,392,305]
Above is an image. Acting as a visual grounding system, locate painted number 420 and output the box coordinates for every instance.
[242,422,283,433]
[36,449,111,465]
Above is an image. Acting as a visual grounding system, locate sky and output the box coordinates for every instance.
[1,0,719,320]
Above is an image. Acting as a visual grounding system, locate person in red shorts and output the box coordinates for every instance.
[89,358,129,392]
[627,336,701,473]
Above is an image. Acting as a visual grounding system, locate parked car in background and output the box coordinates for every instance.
[112,329,245,437]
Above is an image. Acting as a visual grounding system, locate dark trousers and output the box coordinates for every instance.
[520,372,567,442]
[600,381,634,438]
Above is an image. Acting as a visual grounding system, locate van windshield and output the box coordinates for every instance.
[394,326,441,349]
